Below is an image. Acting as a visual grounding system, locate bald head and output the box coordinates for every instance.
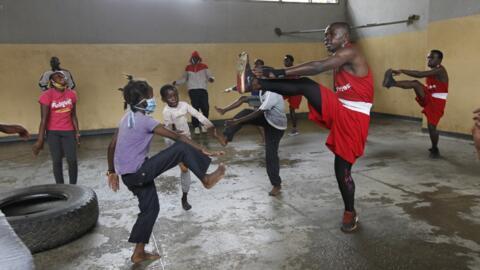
[328,22,351,39]
[324,22,351,53]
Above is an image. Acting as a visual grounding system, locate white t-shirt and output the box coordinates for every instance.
[162,101,213,138]
[258,90,287,130]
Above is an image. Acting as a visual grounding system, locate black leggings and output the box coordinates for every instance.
[334,155,355,212]
[46,130,78,184]
[258,77,322,115]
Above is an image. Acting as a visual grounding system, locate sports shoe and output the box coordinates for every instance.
[288,129,299,136]
[382,69,396,88]
[201,125,208,133]
[224,85,237,93]
[194,127,200,135]
[341,210,358,233]
[429,147,440,159]
[236,52,255,93]
[268,185,281,196]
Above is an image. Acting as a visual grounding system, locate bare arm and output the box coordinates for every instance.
[32,105,50,156]
[107,130,120,192]
[284,52,351,77]
[397,67,444,78]
[215,96,249,115]
[71,104,80,144]
[256,48,355,78]
[153,124,222,156]
[0,124,30,139]
[225,109,264,127]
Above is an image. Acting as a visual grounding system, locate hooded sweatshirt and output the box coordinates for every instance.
[175,51,214,90]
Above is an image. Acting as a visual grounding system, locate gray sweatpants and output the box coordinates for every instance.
[165,138,191,193]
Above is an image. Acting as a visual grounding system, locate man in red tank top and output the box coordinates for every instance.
[383,50,448,158]
[235,22,373,233]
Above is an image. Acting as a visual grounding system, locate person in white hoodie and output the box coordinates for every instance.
[173,51,215,134]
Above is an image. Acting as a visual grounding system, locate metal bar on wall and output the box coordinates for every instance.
[274,14,420,36]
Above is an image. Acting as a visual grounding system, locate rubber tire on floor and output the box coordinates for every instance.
[0,184,99,253]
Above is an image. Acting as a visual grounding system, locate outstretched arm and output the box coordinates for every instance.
[258,48,355,78]
[154,124,223,156]
[394,67,444,78]
[215,96,249,115]
[225,109,263,127]
[0,124,30,139]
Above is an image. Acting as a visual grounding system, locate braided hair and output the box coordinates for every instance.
[118,75,152,112]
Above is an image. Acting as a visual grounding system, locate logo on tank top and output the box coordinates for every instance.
[336,83,351,92]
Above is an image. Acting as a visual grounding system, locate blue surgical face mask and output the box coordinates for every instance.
[135,98,157,114]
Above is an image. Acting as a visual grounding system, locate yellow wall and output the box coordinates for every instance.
[357,14,480,134]
[0,43,331,136]
[426,15,480,133]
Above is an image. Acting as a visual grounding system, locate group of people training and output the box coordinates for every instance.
[1,21,480,265]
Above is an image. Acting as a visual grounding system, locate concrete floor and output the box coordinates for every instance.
[1,116,479,270]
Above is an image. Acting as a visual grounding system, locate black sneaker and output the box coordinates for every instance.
[429,147,440,159]
[382,69,396,88]
[341,210,359,233]
[182,196,192,211]
[236,52,255,93]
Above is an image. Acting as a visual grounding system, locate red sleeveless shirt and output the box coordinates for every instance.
[335,68,374,103]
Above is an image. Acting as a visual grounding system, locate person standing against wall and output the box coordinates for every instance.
[33,71,80,185]
[173,51,215,135]
[39,56,76,91]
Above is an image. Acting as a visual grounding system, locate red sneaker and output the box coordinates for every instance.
[341,210,359,233]
[236,52,254,93]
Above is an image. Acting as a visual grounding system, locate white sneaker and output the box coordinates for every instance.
[201,126,208,133]
[194,127,200,135]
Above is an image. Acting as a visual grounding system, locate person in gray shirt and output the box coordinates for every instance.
[217,85,287,196]
[39,56,76,91]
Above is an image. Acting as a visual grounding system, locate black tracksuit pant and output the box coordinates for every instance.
[188,88,209,128]
[223,109,284,187]
[121,141,211,243]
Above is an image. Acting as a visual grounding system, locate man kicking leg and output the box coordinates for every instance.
[383,50,449,158]
[236,22,373,232]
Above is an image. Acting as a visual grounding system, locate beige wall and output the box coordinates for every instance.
[0,43,331,137]
[356,13,480,134]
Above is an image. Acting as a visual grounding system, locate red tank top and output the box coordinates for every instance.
[335,68,374,103]
[426,75,448,93]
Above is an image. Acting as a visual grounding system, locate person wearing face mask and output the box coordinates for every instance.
[383,50,448,159]
[33,71,80,184]
[39,56,76,91]
[173,51,215,135]
[106,77,225,264]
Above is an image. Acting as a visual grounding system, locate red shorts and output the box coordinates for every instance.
[283,95,302,109]
[415,88,446,126]
[307,86,370,164]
